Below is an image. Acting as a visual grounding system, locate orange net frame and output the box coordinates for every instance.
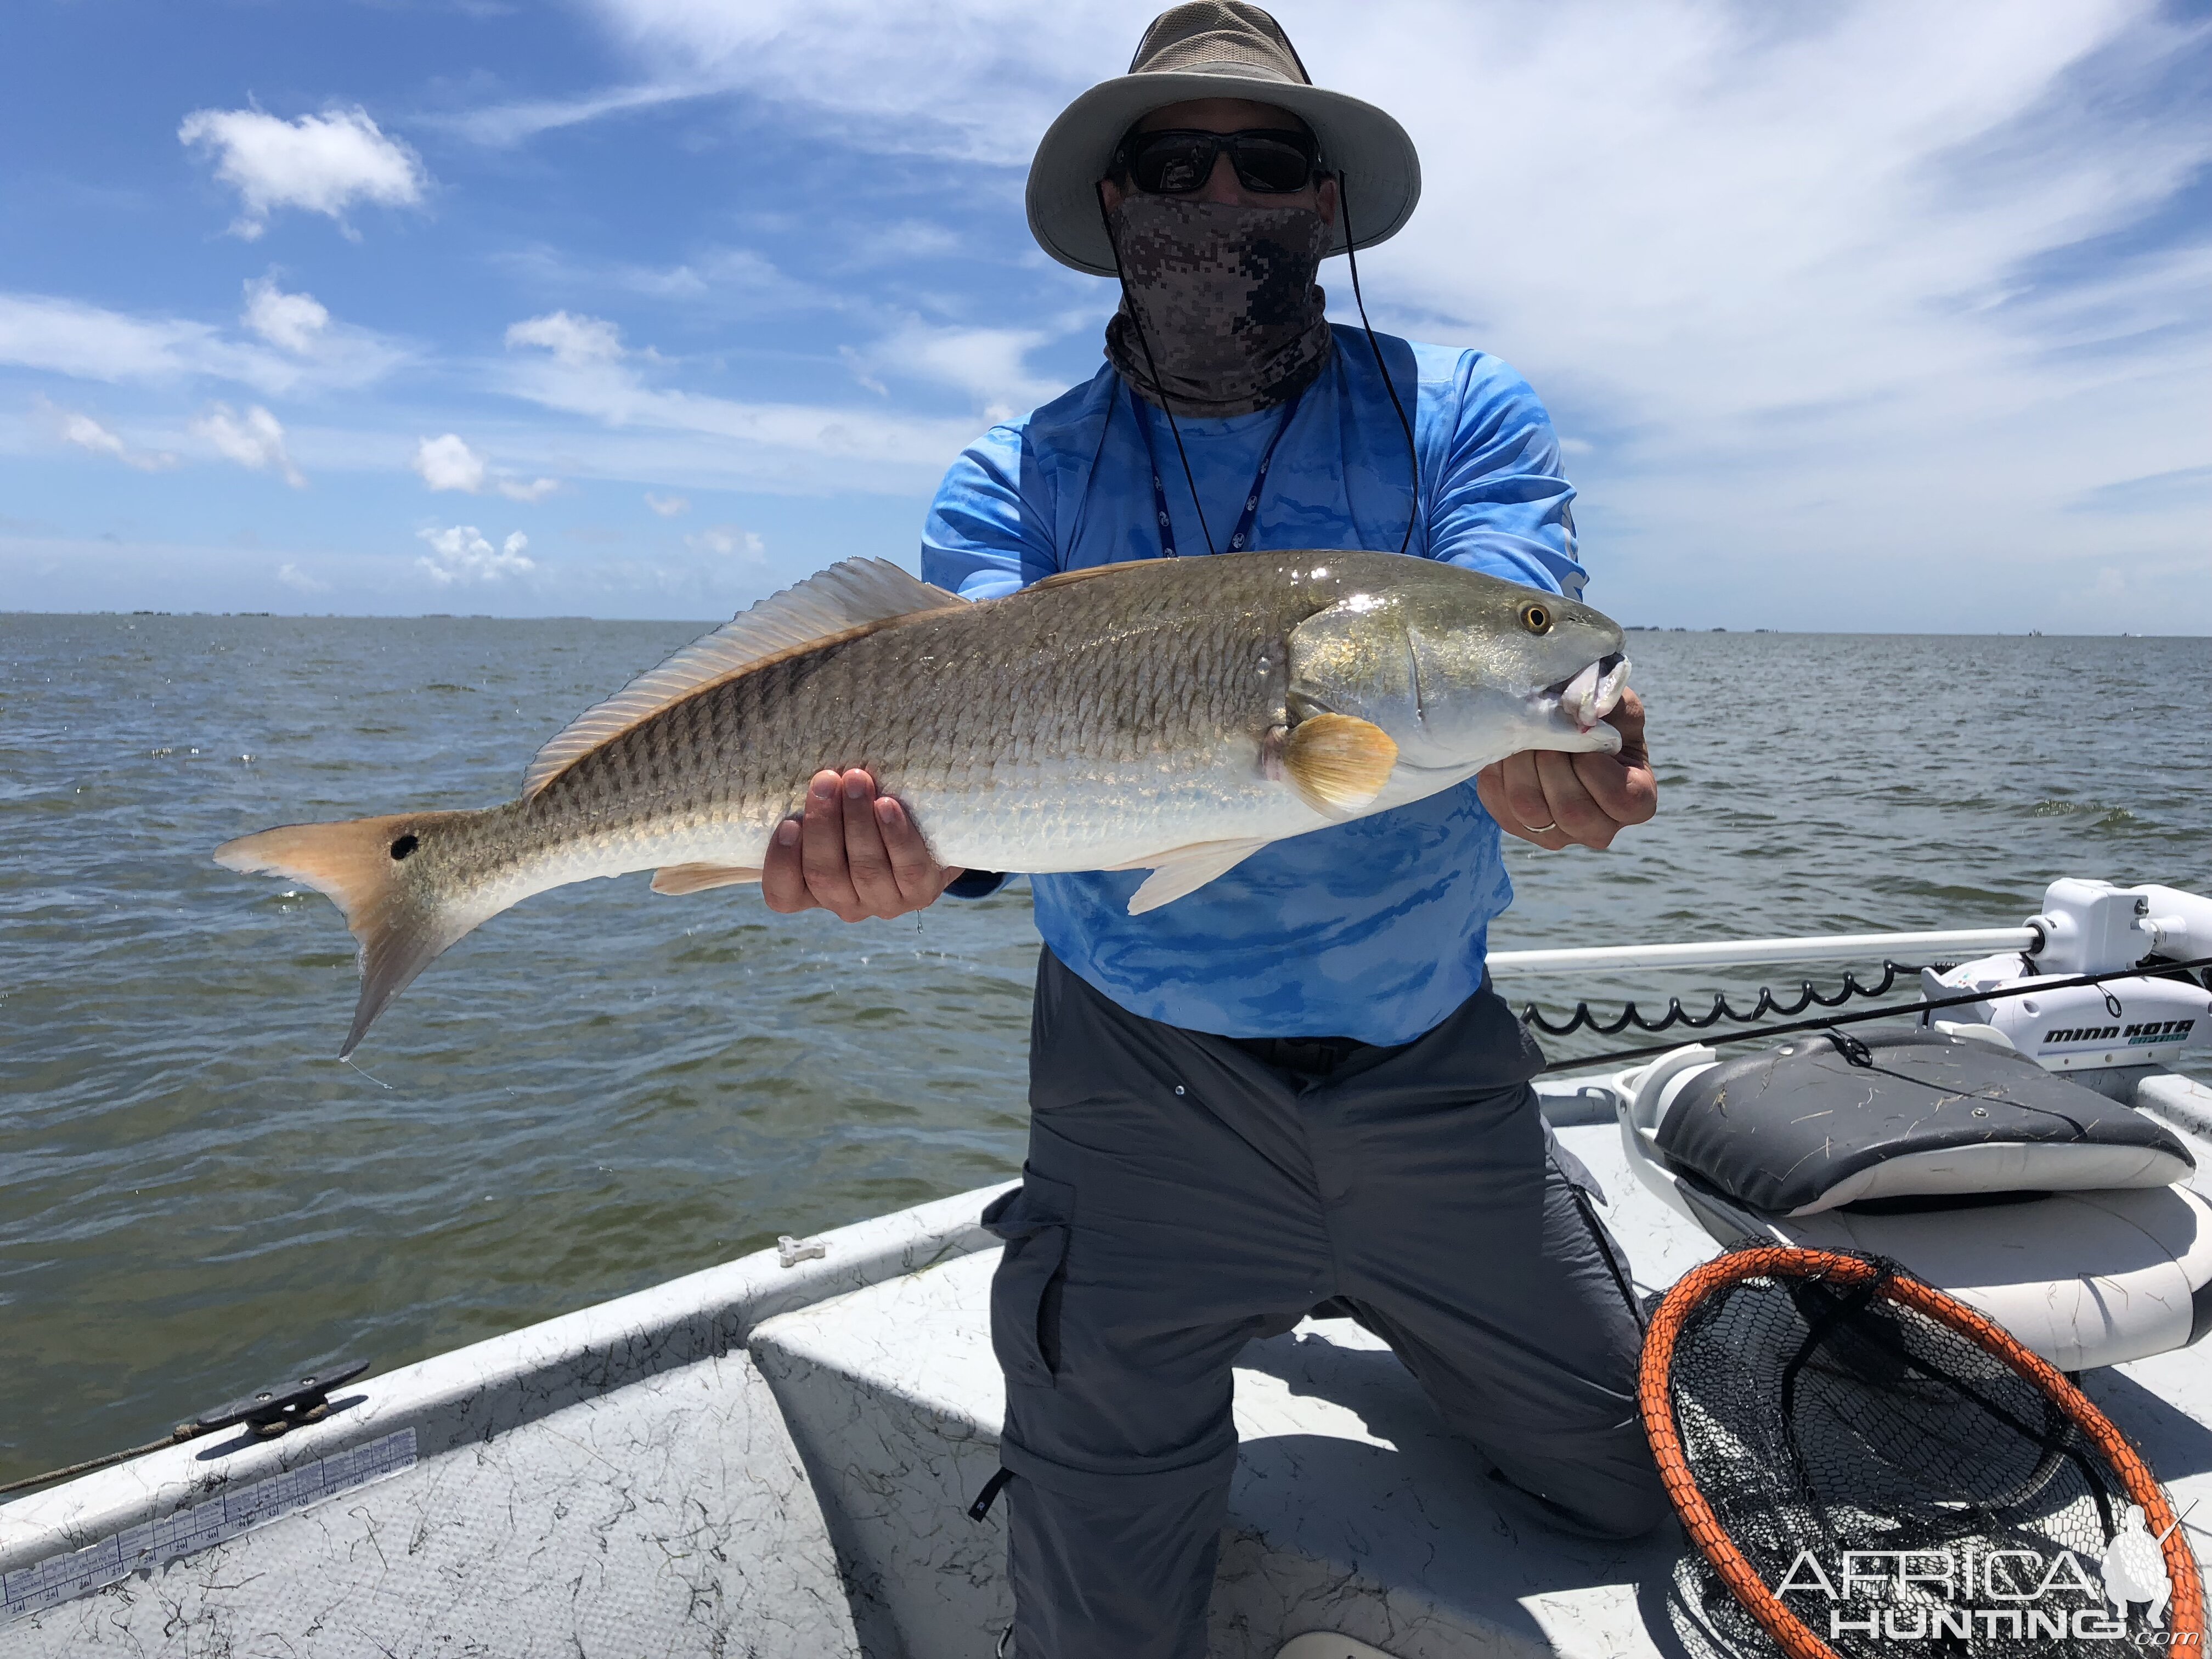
[1640,1246,2205,1659]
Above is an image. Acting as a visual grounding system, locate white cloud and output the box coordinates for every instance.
[438,80,718,149]
[1,294,228,382]
[504,311,625,365]
[644,491,690,516]
[414,432,487,492]
[59,409,127,459]
[178,106,427,240]
[412,430,558,500]
[1302,0,2212,622]
[42,400,178,471]
[416,525,536,584]
[499,309,983,481]
[856,219,963,263]
[0,291,405,394]
[468,0,1118,161]
[276,561,330,594]
[685,524,765,559]
[503,243,827,314]
[191,403,306,487]
[845,319,1063,421]
[242,279,330,353]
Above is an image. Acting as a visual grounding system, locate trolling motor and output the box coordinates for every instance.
[1923,879,2212,1076]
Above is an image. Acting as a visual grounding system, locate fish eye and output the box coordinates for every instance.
[390,833,419,861]
[1519,602,1553,636]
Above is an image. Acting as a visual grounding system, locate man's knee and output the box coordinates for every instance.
[1486,1431,1671,1541]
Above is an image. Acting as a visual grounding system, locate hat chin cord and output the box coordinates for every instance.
[1092,174,1423,561]
[1338,171,1420,557]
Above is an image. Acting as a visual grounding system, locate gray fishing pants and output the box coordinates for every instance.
[980,949,1665,1659]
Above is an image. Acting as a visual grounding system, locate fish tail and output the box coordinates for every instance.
[214,808,492,1057]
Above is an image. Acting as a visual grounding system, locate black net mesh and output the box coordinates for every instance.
[1662,1259,2169,1659]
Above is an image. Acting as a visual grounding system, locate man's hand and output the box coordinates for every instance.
[1475,687,1656,851]
[761,769,963,921]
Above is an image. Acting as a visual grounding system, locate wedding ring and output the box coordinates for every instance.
[1525,820,1558,834]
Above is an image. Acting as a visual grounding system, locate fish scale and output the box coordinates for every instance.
[215,550,1626,1054]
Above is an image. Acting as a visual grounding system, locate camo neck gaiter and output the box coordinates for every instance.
[1103,195,1334,419]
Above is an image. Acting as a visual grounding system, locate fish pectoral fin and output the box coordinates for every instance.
[1283,713,1399,818]
[650,863,763,895]
[1125,838,1271,916]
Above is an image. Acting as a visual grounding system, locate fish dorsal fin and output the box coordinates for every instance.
[523,558,963,798]
[1030,559,1152,592]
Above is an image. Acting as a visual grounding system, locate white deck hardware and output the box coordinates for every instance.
[1490,879,2212,983]
[1488,927,2037,976]
[778,1233,828,1268]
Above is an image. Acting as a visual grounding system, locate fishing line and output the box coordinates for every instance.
[1097,183,1214,557]
[341,1055,393,1090]
[0,1431,191,1498]
[1338,172,1419,557]
[1537,954,2212,1074]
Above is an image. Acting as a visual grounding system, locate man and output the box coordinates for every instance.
[762,5,1663,1655]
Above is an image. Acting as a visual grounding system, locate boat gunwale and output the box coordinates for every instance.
[0,1180,1014,1573]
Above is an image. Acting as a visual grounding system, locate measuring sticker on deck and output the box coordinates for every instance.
[1,1426,417,1621]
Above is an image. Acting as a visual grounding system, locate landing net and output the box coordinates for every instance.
[1641,1246,2204,1659]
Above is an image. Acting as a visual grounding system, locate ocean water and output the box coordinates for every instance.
[2,613,2207,1487]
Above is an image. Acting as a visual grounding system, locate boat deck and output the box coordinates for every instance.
[5,1085,2209,1657]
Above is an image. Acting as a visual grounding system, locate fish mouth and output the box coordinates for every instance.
[1541,653,1630,734]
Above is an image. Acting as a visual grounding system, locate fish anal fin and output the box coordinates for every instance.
[1283,713,1398,819]
[650,863,763,895]
[524,558,965,799]
[1125,838,1270,915]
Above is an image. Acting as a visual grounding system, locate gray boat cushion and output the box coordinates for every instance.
[1654,1029,2195,1217]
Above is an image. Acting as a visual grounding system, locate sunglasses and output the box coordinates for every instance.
[1115,128,1323,196]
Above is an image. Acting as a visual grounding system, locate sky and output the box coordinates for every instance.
[3,0,2207,631]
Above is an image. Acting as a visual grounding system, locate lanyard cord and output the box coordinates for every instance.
[1339,172,1420,556]
[1130,386,1302,560]
[1097,182,1215,556]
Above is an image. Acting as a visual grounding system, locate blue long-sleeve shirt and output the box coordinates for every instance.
[921,325,1583,1045]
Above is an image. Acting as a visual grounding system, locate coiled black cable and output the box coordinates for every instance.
[1518,960,1939,1039]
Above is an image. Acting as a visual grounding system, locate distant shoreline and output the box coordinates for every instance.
[5,612,2205,639]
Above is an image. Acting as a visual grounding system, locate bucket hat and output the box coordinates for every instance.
[1026,1,1421,277]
